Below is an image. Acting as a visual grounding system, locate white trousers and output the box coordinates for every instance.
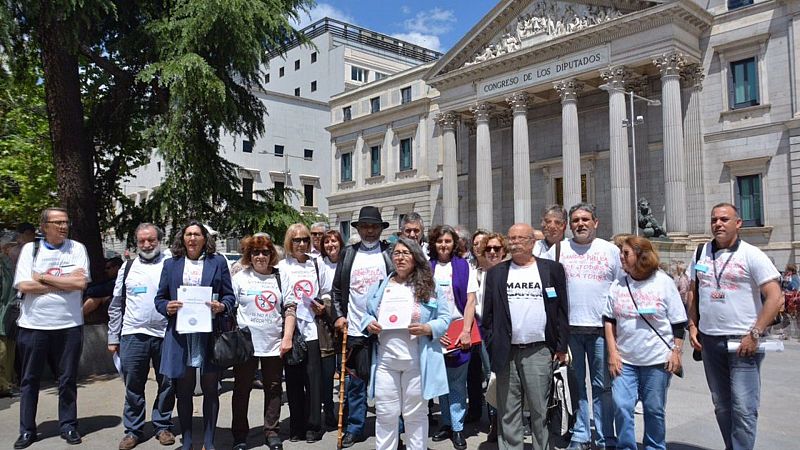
[374,357,428,450]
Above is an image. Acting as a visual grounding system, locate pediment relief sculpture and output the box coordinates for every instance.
[464,0,624,67]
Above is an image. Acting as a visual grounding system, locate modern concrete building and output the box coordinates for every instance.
[326,0,800,265]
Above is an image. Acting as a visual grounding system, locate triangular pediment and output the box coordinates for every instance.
[426,0,653,80]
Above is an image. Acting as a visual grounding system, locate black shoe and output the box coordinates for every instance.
[14,432,36,449]
[306,431,322,443]
[340,432,359,448]
[267,437,283,450]
[432,427,452,442]
[289,435,302,442]
[61,429,82,445]
[452,431,467,450]
[232,443,247,450]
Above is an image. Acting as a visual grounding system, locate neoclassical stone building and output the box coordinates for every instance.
[328,0,800,264]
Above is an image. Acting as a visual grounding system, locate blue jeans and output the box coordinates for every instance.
[120,334,174,437]
[569,332,615,447]
[612,364,671,450]
[439,361,469,432]
[700,333,764,450]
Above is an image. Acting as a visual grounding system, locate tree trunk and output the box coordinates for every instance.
[38,6,105,281]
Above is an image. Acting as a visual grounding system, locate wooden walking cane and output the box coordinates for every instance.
[337,323,349,449]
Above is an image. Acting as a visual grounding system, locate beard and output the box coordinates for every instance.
[139,247,161,260]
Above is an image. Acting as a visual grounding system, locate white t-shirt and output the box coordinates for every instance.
[233,269,285,357]
[603,271,687,366]
[277,257,330,341]
[377,280,420,361]
[13,239,90,330]
[689,240,780,335]
[475,269,487,320]
[547,239,622,327]
[534,239,567,259]
[507,263,547,344]
[113,256,168,338]
[347,246,387,337]
[433,260,478,321]
[182,259,204,286]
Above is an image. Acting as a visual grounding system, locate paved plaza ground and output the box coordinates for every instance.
[2,336,800,450]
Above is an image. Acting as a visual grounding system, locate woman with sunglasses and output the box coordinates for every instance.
[230,234,295,450]
[278,223,331,443]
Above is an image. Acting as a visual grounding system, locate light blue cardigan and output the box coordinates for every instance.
[360,274,451,401]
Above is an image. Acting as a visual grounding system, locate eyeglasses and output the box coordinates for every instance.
[251,249,271,256]
[508,236,531,243]
[311,232,324,237]
[392,250,413,258]
[46,220,70,227]
[292,237,311,244]
[485,246,503,253]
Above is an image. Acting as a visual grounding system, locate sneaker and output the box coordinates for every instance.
[156,430,175,446]
[119,434,139,450]
[566,442,591,450]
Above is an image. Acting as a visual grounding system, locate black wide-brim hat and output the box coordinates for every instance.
[352,206,390,229]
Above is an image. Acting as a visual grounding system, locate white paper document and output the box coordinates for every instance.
[176,286,213,334]
[727,339,784,353]
[113,352,124,378]
[295,294,316,323]
[378,296,413,330]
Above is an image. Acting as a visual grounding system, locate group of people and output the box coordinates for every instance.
[2,200,783,450]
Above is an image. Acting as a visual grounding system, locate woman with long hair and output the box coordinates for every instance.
[319,229,345,428]
[363,237,451,449]
[154,221,235,450]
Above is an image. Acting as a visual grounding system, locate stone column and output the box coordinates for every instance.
[681,65,706,236]
[554,79,584,210]
[471,103,493,231]
[654,52,688,236]
[437,112,459,226]
[601,66,632,235]
[505,92,532,224]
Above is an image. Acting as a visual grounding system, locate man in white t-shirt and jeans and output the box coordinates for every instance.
[543,203,621,450]
[333,206,394,448]
[687,203,782,450]
[12,208,90,449]
[107,223,175,450]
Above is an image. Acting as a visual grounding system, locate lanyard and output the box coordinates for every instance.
[711,246,736,290]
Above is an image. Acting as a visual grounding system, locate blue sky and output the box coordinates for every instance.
[293,1,500,53]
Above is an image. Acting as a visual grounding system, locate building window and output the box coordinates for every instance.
[341,152,353,182]
[375,72,387,81]
[311,81,317,92]
[401,86,412,104]
[728,0,753,9]
[274,144,284,157]
[343,106,352,121]
[265,73,270,83]
[279,67,284,77]
[399,138,412,171]
[242,140,253,153]
[730,57,758,109]
[304,149,313,160]
[351,66,367,82]
[157,161,161,172]
[340,221,350,242]
[273,181,284,202]
[554,175,588,206]
[736,174,763,227]
[370,145,381,177]
[242,178,253,200]
[370,97,381,113]
[311,52,317,63]
[294,59,300,70]
[294,87,300,97]
[303,184,314,207]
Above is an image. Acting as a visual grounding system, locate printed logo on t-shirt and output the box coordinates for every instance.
[561,253,614,282]
[351,267,384,295]
[612,287,663,319]
[255,290,279,313]
[507,281,543,300]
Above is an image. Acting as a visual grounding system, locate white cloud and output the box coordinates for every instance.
[400,5,411,14]
[293,3,356,29]
[404,8,456,35]
[391,32,443,52]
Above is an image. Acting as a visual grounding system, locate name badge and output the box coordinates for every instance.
[637,307,657,315]
[710,290,726,301]
[131,286,147,294]
[545,287,557,298]
[246,289,261,295]
[694,263,709,273]
[436,279,451,287]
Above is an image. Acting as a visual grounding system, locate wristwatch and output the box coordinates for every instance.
[748,327,763,341]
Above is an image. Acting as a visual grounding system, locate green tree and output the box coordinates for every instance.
[3,0,314,277]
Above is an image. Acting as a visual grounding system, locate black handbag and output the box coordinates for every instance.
[210,325,254,368]
[2,301,20,340]
[284,326,307,366]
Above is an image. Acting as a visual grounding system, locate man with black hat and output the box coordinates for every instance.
[333,206,394,447]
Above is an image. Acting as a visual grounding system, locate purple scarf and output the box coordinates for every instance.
[431,256,471,367]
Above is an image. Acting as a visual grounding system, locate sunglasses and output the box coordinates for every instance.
[485,246,503,253]
[292,237,311,244]
[252,249,271,256]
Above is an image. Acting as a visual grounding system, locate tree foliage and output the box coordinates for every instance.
[2,0,316,272]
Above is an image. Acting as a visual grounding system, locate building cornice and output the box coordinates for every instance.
[326,98,432,134]
[328,178,435,204]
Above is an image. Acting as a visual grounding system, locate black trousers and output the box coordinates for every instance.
[467,345,485,418]
[17,326,83,434]
[321,354,337,427]
[285,339,322,437]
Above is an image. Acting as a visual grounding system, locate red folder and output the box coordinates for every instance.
[444,318,482,353]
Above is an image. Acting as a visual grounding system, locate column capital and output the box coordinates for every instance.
[653,51,686,77]
[470,102,493,122]
[505,92,529,114]
[554,79,584,103]
[680,64,705,91]
[600,65,630,91]
[436,111,459,131]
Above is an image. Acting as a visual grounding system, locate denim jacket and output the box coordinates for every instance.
[360,273,451,400]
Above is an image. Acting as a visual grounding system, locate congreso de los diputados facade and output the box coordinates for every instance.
[326,0,800,265]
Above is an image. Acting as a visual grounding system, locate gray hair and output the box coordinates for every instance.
[568,202,597,221]
[310,222,329,231]
[134,223,165,242]
[39,207,68,227]
[400,212,424,230]
[542,204,567,224]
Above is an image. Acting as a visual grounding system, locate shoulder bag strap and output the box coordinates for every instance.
[624,277,673,351]
[119,259,134,318]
